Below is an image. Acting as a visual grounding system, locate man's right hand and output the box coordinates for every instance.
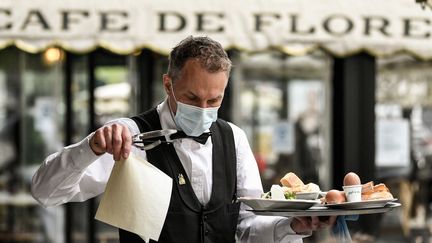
[89,123,132,161]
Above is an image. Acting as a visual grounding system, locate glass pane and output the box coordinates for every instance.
[22,50,66,243]
[0,48,20,193]
[95,65,131,126]
[72,56,90,143]
[376,55,432,239]
[0,48,66,242]
[21,51,65,166]
[237,51,332,191]
[0,48,22,240]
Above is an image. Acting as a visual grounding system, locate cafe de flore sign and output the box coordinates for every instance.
[1,0,431,58]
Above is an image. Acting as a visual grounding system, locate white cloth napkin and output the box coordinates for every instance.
[95,153,172,242]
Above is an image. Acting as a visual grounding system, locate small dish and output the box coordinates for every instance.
[296,192,320,200]
[319,191,328,197]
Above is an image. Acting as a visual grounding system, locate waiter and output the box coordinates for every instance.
[31,36,334,242]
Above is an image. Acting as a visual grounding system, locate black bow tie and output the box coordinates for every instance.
[170,131,212,144]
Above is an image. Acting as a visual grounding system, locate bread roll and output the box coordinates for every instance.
[361,181,374,193]
[280,172,304,188]
[372,183,389,192]
[362,191,393,200]
[361,182,394,200]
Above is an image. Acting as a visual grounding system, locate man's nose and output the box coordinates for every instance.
[197,101,209,109]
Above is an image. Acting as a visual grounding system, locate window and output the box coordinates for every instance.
[235,51,333,190]
[0,47,65,242]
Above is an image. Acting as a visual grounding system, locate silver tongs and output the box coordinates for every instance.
[132,129,177,150]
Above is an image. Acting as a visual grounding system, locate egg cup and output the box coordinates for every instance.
[343,185,362,202]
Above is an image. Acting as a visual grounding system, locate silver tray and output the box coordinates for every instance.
[238,197,320,210]
[249,202,401,217]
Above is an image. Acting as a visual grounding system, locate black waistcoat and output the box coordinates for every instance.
[119,108,240,243]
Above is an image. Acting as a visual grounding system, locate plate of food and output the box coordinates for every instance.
[238,197,320,210]
[323,176,398,209]
[325,198,398,209]
[239,172,323,211]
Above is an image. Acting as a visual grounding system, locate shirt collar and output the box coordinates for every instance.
[157,97,178,131]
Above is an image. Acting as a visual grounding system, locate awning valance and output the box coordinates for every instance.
[1,0,432,58]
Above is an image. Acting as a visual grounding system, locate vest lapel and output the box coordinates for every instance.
[162,123,227,213]
[203,123,226,211]
[164,144,202,212]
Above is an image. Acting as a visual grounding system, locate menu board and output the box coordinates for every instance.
[376,119,410,167]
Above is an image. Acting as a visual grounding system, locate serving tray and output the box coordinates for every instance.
[238,197,320,210]
[249,202,401,217]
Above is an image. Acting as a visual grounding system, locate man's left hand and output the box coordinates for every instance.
[291,216,337,234]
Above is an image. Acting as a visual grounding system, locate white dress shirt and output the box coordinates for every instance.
[31,98,306,243]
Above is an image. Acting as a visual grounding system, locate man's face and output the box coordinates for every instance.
[163,59,228,114]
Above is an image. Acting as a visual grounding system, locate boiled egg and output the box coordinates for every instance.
[343,172,361,186]
[325,189,346,204]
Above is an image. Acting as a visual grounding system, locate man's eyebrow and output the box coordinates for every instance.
[186,91,197,97]
[214,94,224,99]
[185,91,224,100]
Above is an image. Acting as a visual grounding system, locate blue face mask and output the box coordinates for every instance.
[169,83,219,136]
[174,101,219,136]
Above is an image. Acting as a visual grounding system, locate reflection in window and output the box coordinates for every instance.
[95,66,131,126]
[22,52,65,166]
[377,55,432,237]
[237,51,332,191]
[0,48,65,242]
[72,56,90,143]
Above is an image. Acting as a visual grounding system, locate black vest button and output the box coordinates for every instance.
[205,230,210,235]
[203,215,207,221]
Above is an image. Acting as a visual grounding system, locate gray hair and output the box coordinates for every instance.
[167,36,232,82]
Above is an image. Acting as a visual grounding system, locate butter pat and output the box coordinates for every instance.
[270,185,285,200]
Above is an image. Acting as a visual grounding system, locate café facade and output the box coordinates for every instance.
[1,0,432,242]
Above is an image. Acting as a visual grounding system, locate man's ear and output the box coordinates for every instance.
[162,74,171,94]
